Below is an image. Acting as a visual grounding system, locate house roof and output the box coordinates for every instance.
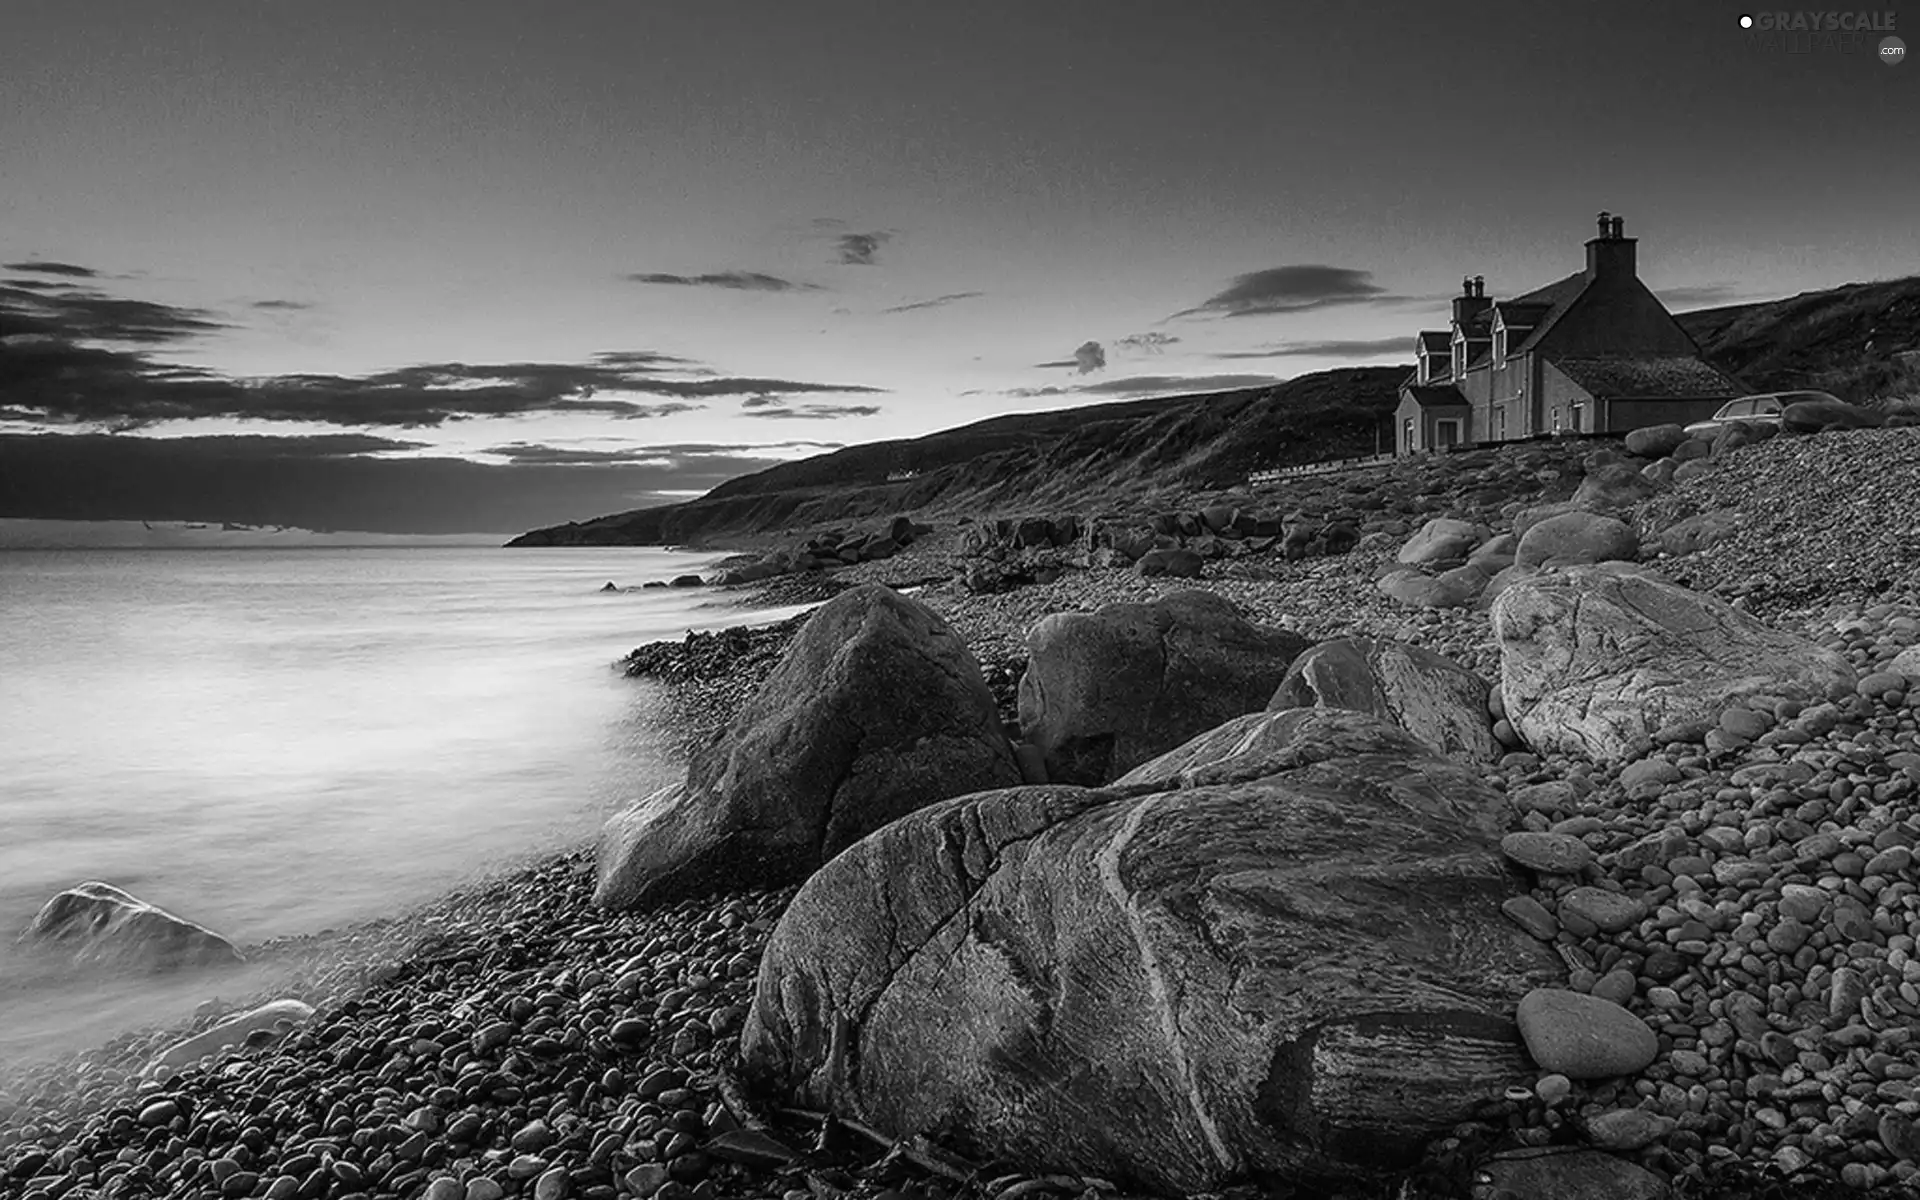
[1408,384,1467,408]
[1492,300,1553,330]
[1552,356,1742,399]
[1506,271,1590,354]
[1418,331,1451,352]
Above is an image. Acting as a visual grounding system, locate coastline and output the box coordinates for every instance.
[9,431,1920,1199]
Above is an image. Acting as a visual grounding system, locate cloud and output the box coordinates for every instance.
[482,439,842,467]
[625,271,822,292]
[2,281,882,428]
[835,232,890,266]
[251,299,314,311]
[1115,332,1180,354]
[881,291,984,314]
[4,260,102,279]
[738,403,883,420]
[1037,341,1107,374]
[2,279,226,344]
[0,433,810,534]
[1211,337,1411,360]
[1005,373,1283,400]
[1173,265,1410,319]
[1656,283,1752,311]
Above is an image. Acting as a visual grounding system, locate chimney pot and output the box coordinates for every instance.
[1597,210,1612,237]
[1610,215,1625,239]
[1462,276,1473,297]
[1473,274,1485,297]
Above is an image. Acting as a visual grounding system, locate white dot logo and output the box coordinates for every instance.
[1739,13,1754,28]
[1883,35,1907,65]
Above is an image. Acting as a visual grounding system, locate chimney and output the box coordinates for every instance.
[1585,211,1637,281]
[1452,274,1492,328]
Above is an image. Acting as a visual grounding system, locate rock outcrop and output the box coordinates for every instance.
[1491,565,1856,763]
[740,708,1557,1192]
[1016,590,1310,785]
[595,585,1020,910]
[1267,636,1499,763]
[19,882,243,972]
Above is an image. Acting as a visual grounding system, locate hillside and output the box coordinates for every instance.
[1677,274,1920,399]
[508,369,1404,546]
[511,273,1920,549]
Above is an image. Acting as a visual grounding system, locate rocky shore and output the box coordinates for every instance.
[6,426,1920,1200]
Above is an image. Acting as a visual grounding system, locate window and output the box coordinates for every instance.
[1404,417,1415,452]
[1435,419,1460,449]
[1493,325,1507,362]
[1570,402,1584,432]
[1494,406,1508,441]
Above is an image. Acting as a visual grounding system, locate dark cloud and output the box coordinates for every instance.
[738,403,883,420]
[625,271,822,292]
[1211,337,1411,360]
[1006,373,1283,400]
[2,280,226,344]
[835,232,890,266]
[1115,332,1180,354]
[1173,265,1408,319]
[0,433,800,534]
[880,291,983,314]
[3,260,100,278]
[1036,340,1107,374]
[2,282,882,428]
[251,299,314,311]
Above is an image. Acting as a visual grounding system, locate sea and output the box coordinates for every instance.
[0,544,809,1070]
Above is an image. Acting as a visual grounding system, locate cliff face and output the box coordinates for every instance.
[507,369,1405,547]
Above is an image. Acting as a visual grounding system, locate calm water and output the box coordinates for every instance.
[0,546,804,1065]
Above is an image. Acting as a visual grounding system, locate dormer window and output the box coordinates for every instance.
[1452,333,1465,377]
[1494,323,1507,362]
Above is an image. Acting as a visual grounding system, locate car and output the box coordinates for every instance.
[1681,390,1837,438]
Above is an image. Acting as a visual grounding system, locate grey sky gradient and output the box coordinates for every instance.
[1,0,1914,529]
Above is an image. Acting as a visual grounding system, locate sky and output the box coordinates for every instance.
[2,0,1915,535]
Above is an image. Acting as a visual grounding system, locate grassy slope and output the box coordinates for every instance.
[510,274,1920,547]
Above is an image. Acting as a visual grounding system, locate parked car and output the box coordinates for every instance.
[1682,390,1836,438]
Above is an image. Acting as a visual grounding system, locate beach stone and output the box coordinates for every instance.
[1880,1112,1920,1162]
[743,707,1556,1191]
[1491,566,1855,764]
[596,585,1021,909]
[1503,895,1559,940]
[1658,508,1743,557]
[1267,635,1499,763]
[1782,396,1884,433]
[19,881,243,971]
[145,998,314,1077]
[1136,547,1204,579]
[1586,1107,1677,1151]
[1516,989,1659,1079]
[1572,462,1658,511]
[1018,589,1309,786]
[1377,565,1488,609]
[1397,517,1482,566]
[1476,1146,1670,1200]
[1625,424,1690,459]
[1502,832,1593,874]
[1560,887,1647,934]
[1888,645,1920,683]
[1514,510,1639,571]
[1591,968,1638,1007]
[1619,758,1682,800]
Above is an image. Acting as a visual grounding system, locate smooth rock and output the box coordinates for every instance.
[1501,832,1594,874]
[1516,988,1659,1079]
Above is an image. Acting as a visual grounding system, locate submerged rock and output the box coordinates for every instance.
[20,881,242,972]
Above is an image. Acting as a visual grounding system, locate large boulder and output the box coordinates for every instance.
[1782,397,1884,434]
[1623,423,1689,459]
[1514,511,1639,571]
[1377,565,1487,609]
[1017,590,1309,785]
[740,708,1557,1192]
[595,585,1021,909]
[1492,566,1855,763]
[1268,636,1500,763]
[20,882,242,972]
[1397,517,1483,566]
[1571,463,1656,511]
[1657,508,1743,556]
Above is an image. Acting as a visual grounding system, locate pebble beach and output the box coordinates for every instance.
[6,426,1920,1200]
